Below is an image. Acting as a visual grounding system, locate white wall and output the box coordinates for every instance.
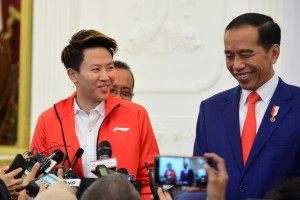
[30,0,299,156]
[281,0,300,86]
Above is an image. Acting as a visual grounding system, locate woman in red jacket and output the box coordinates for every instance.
[30,29,159,200]
[164,163,177,185]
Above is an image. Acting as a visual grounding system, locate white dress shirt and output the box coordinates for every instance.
[239,74,279,135]
[74,98,105,177]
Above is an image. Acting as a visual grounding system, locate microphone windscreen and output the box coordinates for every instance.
[75,148,84,158]
[51,149,64,164]
[99,140,111,149]
[98,140,112,158]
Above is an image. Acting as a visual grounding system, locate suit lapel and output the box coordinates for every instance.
[243,79,292,173]
[221,86,244,171]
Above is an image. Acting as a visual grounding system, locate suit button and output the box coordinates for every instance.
[239,185,246,192]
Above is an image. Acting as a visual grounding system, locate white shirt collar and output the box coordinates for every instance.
[241,74,279,105]
[73,98,105,116]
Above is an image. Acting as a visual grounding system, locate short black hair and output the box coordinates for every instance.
[114,60,135,88]
[225,13,281,52]
[61,29,118,72]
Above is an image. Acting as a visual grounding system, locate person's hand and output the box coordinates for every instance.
[156,187,172,200]
[0,165,9,174]
[56,167,65,178]
[0,165,23,197]
[203,152,228,200]
[185,186,201,192]
[18,162,41,200]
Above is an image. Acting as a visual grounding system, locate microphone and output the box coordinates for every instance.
[70,148,84,169]
[64,148,84,179]
[49,149,65,164]
[98,140,112,159]
[34,149,64,177]
[61,151,69,166]
[59,151,69,173]
[91,140,118,173]
[45,149,64,173]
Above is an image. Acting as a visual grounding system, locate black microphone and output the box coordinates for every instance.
[35,149,64,177]
[61,151,68,166]
[98,140,112,159]
[49,149,64,164]
[91,141,117,174]
[70,148,84,169]
[64,148,84,179]
[59,151,69,173]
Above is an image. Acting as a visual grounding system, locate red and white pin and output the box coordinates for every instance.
[270,105,279,122]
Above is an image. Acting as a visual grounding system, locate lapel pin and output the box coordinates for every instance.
[270,105,279,122]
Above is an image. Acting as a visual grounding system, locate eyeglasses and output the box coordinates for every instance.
[110,88,134,100]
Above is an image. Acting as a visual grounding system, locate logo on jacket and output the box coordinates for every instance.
[113,127,130,132]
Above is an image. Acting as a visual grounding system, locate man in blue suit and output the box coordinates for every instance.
[193,13,300,200]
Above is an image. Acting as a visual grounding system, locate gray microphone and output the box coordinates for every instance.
[98,140,112,159]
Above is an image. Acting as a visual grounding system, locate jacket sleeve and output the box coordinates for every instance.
[137,108,160,200]
[30,114,48,155]
[193,101,207,157]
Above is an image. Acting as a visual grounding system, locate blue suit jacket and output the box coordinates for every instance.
[193,78,300,200]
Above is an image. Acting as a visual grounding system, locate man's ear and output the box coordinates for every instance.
[67,68,78,84]
[270,44,280,64]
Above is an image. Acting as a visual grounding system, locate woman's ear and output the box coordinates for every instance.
[67,68,78,84]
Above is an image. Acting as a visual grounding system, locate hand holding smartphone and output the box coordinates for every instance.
[6,154,28,179]
[154,155,213,187]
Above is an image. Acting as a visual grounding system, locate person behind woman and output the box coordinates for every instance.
[110,60,135,101]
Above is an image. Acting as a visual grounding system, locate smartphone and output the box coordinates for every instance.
[154,155,213,187]
[6,154,28,179]
[95,165,110,177]
[26,174,62,197]
[36,173,62,185]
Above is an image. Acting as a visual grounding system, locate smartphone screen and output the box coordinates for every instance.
[154,156,211,187]
[6,154,28,179]
[39,174,60,184]
[95,165,110,177]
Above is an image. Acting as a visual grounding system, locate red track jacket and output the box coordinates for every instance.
[30,92,160,199]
